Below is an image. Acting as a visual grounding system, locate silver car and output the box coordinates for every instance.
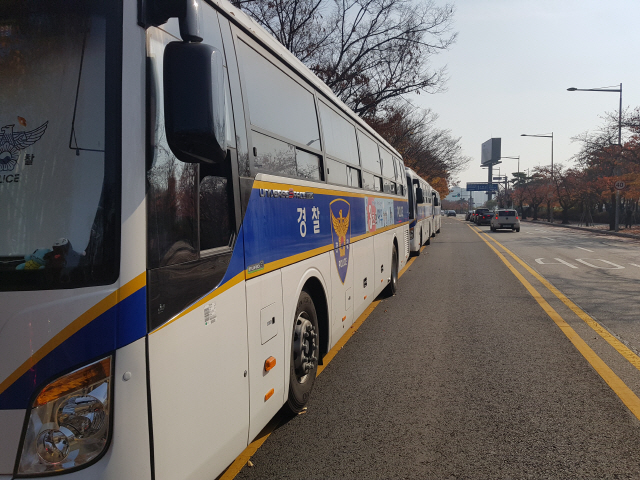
[490,209,520,232]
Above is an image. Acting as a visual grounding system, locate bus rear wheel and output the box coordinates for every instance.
[287,291,319,413]
[384,244,398,297]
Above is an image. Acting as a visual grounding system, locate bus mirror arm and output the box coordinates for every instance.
[179,0,203,43]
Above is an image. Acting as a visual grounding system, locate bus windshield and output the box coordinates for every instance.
[0,0,120,291]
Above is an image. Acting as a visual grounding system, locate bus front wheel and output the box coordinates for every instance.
[287,291,319,413]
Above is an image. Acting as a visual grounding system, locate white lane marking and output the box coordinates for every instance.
[575,259,625,269]
[535,258,578,268]
[576,246,594,252]
[542,237,555,241]
[630,263,640,268]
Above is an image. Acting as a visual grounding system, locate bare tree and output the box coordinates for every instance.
[367,101,470,184]
[238,0,457,115]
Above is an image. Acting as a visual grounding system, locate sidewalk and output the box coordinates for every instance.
[521,218,640,241]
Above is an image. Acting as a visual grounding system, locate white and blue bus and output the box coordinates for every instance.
[405,168,441,255]
[0,0,413,478]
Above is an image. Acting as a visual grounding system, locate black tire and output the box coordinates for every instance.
[286,291,319,413]
[384,244,398,297]
[415,232,421,256]
[425,229,431,245]
[516,227,520,232]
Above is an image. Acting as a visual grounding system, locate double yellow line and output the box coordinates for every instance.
[470,225,640,419]
[219,248,424,479]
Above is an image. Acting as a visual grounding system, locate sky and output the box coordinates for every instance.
[409,0,640,189]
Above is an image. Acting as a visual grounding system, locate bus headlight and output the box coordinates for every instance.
[17,357,112,476]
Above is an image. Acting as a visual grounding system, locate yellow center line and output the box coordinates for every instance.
[219,246,424,479]
[479,229,640,373]
[469,225,640,421]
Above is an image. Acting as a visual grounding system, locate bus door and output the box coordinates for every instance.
[145,12,250,479]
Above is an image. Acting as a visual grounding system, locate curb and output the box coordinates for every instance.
[521,219,640,241]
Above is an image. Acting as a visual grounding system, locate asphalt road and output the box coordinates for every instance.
[481,221,640,350]
[231,217,640,479]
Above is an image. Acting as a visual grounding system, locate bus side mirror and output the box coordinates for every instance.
[163,41,226,164]
[433,196,439,206]
[416,188,424,203]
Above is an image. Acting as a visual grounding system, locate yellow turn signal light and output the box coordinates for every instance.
[264,356,276,372]
[35,357,111,407]
[265,388,274,401]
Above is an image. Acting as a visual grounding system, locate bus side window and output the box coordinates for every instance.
[252,132,296,177]
[357,131,381,175]
[361,171,375,191]
[295,148,322,181]
[318,101,359,167]
[237,40,321,152]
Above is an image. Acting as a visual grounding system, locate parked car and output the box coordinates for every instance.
[473,208,491,225]
[447,210,457,217]
[490,209,521,232]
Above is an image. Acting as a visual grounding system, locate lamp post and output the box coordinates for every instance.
[500,156,520,210]
[521,133,554,222]
[567,84,623,231]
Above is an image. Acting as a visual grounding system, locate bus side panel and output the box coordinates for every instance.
[246,270,285,441]
[148,282,249,480]
[353,236,375,320]
[330,242,355,338]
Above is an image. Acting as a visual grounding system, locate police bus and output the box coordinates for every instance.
[405,168,441,255]
[0,0,413,478]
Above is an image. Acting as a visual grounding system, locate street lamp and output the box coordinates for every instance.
[500,156,521,176]
[567,84,623,231]
[521,133,554,222]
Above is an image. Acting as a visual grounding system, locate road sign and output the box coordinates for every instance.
[466,182,499,192]
[615,180,626,190]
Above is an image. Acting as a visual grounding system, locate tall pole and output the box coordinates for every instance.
[521,134,553,222]
[567,84,622,231]
[615,83,623,232]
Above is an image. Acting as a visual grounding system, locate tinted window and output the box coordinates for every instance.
[383,178,395,194]
[380,148,394,179]
[253,132,296,176]
[499,210,517,217]
[362,171,376,191]
[200,175,233,250]
[318,102,359,166]
[295,149,322,181]
[357,131,381,174]
[393,157,403,182]
[239,41,320,149]
[326,158,360,187]
[147,158,198,268]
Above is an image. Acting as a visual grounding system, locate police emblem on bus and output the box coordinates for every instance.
[330,199,351,283]
[0,122,48,171]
